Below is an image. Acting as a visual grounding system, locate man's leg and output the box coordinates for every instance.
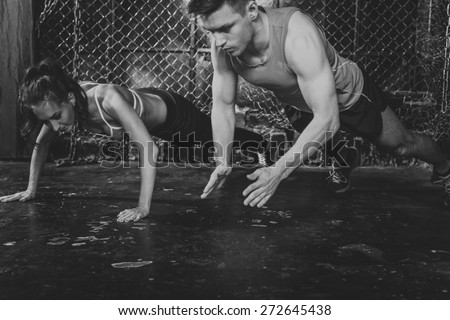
[233,127,270,167]
[373,106,450,204]
[325,131,360,193]
[287,107,360,193]
[373,106,449,171]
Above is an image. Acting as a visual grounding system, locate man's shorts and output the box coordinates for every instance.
[285,68,391,141]
[338,69,389,141]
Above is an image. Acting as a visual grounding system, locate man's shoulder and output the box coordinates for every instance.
[283,10,327,70]
[264,6,298,13]
[286,10,322,40]
[264,6,300,21]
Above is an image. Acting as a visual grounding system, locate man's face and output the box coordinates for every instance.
[200,2,253,56]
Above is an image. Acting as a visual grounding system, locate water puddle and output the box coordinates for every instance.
[111,261,153,269]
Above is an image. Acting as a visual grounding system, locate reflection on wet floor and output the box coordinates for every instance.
[0,162,449,299]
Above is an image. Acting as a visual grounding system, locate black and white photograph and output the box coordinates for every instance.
[0,0,449,317]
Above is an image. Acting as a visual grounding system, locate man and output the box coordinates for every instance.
[285,106,360,193]
[187,0,450,207]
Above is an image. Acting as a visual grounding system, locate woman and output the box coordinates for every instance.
[0,58,268,222]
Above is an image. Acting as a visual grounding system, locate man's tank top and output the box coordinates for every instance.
[228,7,364,113]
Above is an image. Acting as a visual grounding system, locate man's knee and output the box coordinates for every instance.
[391,143,410,157]
[388,135,415,157]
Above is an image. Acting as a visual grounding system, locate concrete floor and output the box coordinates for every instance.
[0,161,449,299]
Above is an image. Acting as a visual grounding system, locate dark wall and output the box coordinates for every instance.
[0,0,35,158]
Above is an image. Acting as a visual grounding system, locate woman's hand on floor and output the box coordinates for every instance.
[117,206,149,223]
[0,189,36,203]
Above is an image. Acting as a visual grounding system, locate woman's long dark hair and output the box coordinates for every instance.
[18,58,89,136]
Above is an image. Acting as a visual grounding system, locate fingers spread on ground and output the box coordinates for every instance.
[117,211,133,222]
[203,177,218,194]
[216,178,227,189]
[117,210,128,218]
[257,195,272,208]
[246,171,259,180]
[250,193,265,207]
[202,177,224,198]
[243,182,262,197]
[201,188,214,199]
[2,196,16,202]
[244,189,262,206]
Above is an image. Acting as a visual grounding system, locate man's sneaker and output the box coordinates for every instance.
[326,146,360,193]
[430,167,450,184]
[430,166,450,207]
[237,150,274,168]
[257,152,268,167]
[254,151,276,168]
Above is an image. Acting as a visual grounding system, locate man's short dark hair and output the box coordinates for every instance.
[187,0,250,17]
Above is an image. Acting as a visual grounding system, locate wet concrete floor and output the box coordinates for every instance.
[0,161,449,299]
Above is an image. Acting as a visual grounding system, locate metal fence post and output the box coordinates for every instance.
[107,0,116,83]
[73,0,81,78]
[188,15,197,102]
[353,0,361,62]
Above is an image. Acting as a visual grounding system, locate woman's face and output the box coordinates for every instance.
[31,93,76,134]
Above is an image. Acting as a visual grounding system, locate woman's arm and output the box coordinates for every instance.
[98,85,158,222]
[1,125,56,202]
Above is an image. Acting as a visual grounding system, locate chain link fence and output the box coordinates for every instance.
[36,0,450,163]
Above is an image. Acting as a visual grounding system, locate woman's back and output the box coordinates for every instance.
[80,83,168,138]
